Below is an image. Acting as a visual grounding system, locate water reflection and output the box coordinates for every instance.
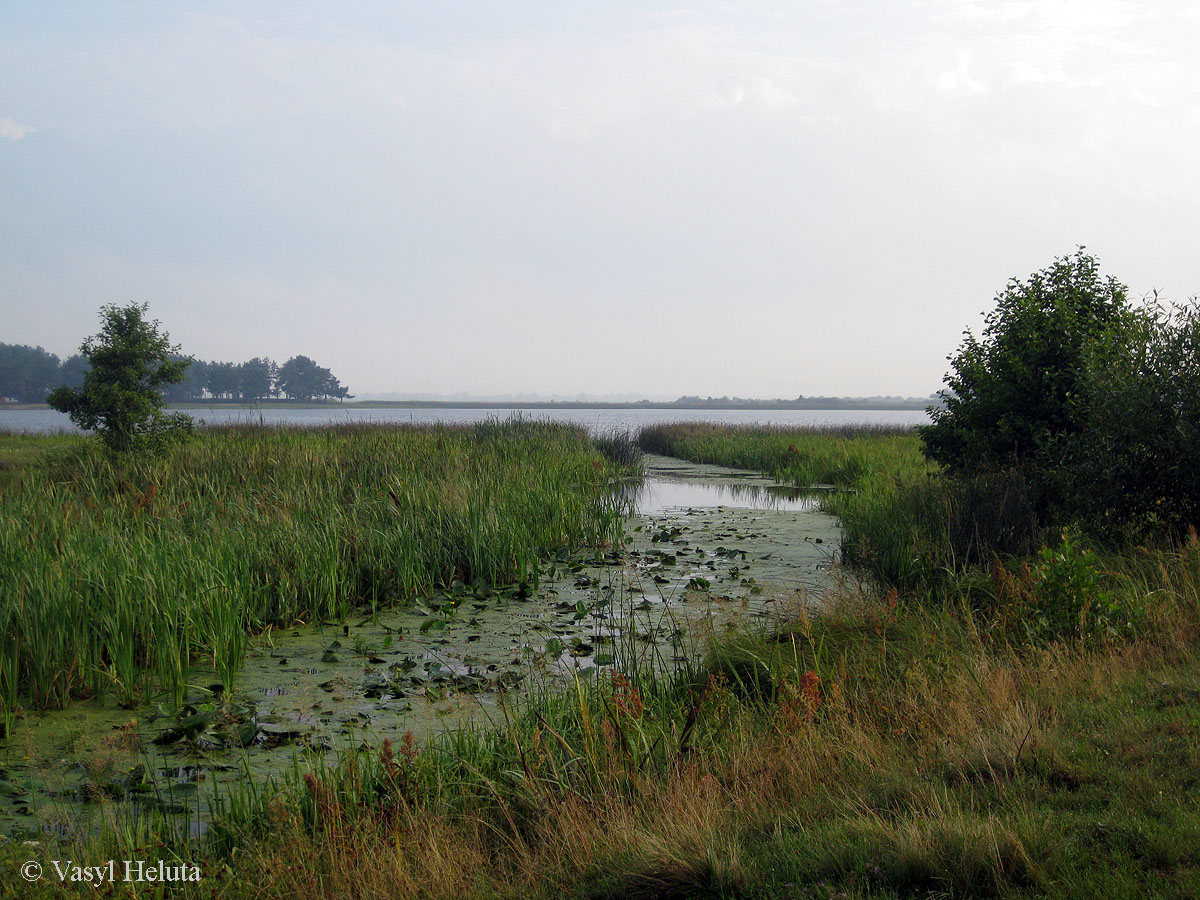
[633,478,818,515]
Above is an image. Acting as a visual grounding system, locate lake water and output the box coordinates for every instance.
[1,405,929,435]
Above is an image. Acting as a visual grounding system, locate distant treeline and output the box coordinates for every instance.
[0,343,350,404]
[670,394,937,410]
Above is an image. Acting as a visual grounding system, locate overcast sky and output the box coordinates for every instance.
[2,2,1197,399]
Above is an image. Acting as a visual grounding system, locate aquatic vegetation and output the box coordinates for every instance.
[638,422,928,492]
[0,420,634,714]
[637,422,942,588]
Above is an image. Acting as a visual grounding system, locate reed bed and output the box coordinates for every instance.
[638,422,929,492]
[0,420,633,715]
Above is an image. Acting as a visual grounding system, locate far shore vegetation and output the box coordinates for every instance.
[3,392,935,411]
[0,344,350,406]
[2,250,1199,898]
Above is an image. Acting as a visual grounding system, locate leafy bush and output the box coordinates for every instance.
[922,250,1200,546]
[987,529,1143,642]
[1065,298,1200,540]
[921,248,1129,481]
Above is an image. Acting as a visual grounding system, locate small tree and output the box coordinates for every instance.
[48,303,194,452]
[920,249,1130,475]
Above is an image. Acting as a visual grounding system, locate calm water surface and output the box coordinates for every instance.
[1,406,929,435]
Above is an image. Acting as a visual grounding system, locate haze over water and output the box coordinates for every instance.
[0,406,930,436]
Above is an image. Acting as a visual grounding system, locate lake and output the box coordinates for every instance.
[0,405,929,435]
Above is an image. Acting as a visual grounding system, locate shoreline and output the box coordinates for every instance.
[4,398,933,412]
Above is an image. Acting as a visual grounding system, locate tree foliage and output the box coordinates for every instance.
[47,303,194,452]
[0,343,62,402]
[204,361,240,400]
[238,357,277,401]
[151,354,343,402]
[922,250,1200,543]
[921,249,1130,476]
[1066,297,1200,538]
[276,355,350,401]
[58,353,90,391]
[161,355,207,402]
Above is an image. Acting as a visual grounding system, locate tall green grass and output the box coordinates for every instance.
[638,422,928,490]
[0,420,634,714]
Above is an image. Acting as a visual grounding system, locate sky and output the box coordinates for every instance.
[2,1,1197,400]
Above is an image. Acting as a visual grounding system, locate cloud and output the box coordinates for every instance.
[0,117,34,141]
[936,49,988,95]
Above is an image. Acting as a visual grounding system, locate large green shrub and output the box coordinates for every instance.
[921,249,1129,478]
[1066,298,1200,539]
[922,250,1200,547]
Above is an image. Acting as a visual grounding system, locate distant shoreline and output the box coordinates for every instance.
[4,398,934,412]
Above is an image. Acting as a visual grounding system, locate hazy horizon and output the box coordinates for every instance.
[350,390,935,403]
[3,2,1197,399]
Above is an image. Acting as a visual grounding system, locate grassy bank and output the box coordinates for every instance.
[0,421,634,719]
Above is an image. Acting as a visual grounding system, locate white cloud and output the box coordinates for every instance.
[937,50,987,95]
[1127,87,1162,108]
[0,117,34,141]
[706,76,800,111]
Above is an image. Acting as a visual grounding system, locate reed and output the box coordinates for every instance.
[0,420,634,714]
[639,421,926,488]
